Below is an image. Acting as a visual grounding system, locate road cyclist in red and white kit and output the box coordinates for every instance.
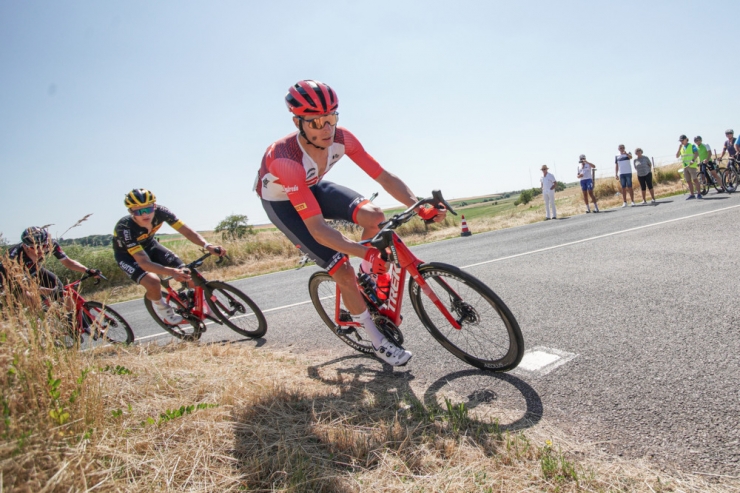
[255,80,446,366]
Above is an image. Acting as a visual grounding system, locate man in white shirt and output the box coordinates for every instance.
[615,144,635,207]
[540,164,557,220]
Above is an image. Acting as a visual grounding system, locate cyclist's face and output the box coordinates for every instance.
[294,114,336,148]
[130,205,155,225]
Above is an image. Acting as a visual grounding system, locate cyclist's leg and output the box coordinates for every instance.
[311,181,383,241]
[115,251,161,301]
[263,197,397,352]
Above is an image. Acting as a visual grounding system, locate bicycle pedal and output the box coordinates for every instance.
[336,327,354,336]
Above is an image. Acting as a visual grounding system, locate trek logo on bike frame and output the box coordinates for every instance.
[387,265,402,312]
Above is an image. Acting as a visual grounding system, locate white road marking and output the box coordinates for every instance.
[462,203,740,269]
[513,346,578,377]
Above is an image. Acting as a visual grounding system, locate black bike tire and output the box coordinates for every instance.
[204,281,267,339]
[698,172,709,196]
[308,271,375,354]
[144,292,203,341]
[408,262,524,372]
[723,167,738,193]
[83,301,134,344]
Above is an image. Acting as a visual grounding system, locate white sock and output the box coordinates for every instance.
[154,298,168,308]
[351,309,384,347]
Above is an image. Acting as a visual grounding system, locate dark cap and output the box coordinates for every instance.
[679,134,688,141]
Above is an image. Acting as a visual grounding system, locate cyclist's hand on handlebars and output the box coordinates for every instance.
[170,267,192,283]
[85,268,102,278]
[418,204,447,223]
[364,248,388,275]
[205,244,227,257]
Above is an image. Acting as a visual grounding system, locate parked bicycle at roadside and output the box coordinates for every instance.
[698,159,725,196]
[308,191,524,372]
[722,155,740,193]
[144,251,267,341]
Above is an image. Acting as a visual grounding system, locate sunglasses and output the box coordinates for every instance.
[130,206,155,216]
[300,112,339,130]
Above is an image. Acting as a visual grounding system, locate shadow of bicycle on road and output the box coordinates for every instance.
[306,354,542,433]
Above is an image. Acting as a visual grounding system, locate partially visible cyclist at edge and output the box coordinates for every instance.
[0,226,101,307]
[255,80,446,366]
[113,189,226,325]
[718,129,736,163]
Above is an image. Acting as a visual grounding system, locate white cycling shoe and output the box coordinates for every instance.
[156,303,183,325]
[373,338,412,366]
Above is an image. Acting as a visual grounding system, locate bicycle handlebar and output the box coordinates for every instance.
[374,190,457,232]
[362,190,457,252]
[160,247,229,282]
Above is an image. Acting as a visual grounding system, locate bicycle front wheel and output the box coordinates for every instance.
[698,172,709,196]
[723,167,738,193]
[308,271,375,354]
[83,301,134,344]
[205,282,267,338]
[409,263,524,372]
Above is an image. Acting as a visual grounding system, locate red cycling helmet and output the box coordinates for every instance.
[285,80,338,116]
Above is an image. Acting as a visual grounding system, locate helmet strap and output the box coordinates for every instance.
[298,121,326,150]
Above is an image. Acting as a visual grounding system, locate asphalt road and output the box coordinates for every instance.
[112,192,740,476]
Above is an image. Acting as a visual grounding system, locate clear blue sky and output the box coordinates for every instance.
[1,0,737,240]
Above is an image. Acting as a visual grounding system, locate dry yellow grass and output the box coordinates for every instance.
[4,332,738,492]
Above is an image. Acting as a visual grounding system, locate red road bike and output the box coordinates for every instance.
[308,191,524,371]
[144,251,267,341]
[59,273,134,346]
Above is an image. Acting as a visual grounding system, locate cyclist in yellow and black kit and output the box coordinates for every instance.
[113,189,226,324]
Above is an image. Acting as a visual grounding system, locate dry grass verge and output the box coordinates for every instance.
[3,303,737,493]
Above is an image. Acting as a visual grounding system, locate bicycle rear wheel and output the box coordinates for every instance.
[83,301,134,344]
[144,292,203,341]
[408,263,524,372]
[698,172,709,196]
[205,281,267,338]
[723,167,738,193]
[308,271,375,354]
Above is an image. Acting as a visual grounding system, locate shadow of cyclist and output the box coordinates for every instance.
[230,353,543,491]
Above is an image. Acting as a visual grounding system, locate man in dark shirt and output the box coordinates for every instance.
[113,189,225,324]
[0,226,100,304]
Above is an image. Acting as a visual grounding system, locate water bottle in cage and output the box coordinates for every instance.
[357,272,380,305]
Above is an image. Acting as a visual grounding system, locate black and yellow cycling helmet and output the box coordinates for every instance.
[124,188,156,208]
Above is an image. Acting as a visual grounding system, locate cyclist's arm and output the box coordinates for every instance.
[176,223,225,255]
[59,257,91,274]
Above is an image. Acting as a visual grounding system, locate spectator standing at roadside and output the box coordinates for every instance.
[676,134,701,199]
[615,144,635,207]
[577,154,600,213]
[695,136,725,193]
[633,148,655,205]
[718,129,736,162]
[540,165,557,220]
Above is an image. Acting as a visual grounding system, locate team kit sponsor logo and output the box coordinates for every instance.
[284,184,299,193]
[294,203,307,211]
[118,261,136,275]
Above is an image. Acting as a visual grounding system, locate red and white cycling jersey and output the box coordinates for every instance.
[255,127,384,219]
